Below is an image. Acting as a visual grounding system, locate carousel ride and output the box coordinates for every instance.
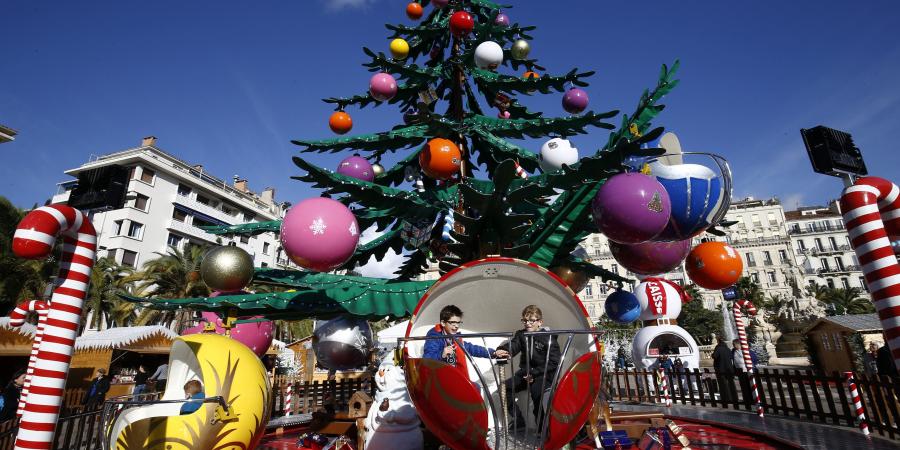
[11,1,895,449]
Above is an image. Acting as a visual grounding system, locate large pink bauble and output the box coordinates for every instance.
[181,292,275,357]
[369,72,398,102]
[591,172,671,244]
[281,197,360,272]
[609,239,691,276]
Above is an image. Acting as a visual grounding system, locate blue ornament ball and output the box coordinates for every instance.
[604,289,641,324]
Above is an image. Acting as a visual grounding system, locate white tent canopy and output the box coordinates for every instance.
[377,320,410,349]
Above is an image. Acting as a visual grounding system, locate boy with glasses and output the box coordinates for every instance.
[496,305,561,428]
[424,304,508,369]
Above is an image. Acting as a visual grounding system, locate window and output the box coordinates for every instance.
[751,214,760,225]
[172,208,187,222]
[829,237,838,250]
[599,284,609,294]
[821,333,831,351]
[611,264,619,274]
[113,220,123,235]
[798,239,807,250]
[763,251,773,265]
[140,168,155,183]
[746,252,756,267]
[860,277,867,291]
[243,212,255,222]
[779,249,788,263]
[240,235,249,244]
[767,212,777,225]
[841,278,850,289]
[750,273,759,283]
[177,184,192,196]
[846,236,852,247]
[193,216,216,229]
[820,258,830,271]
[128,221,143,239]
[121,249,138,268]
[196,194,211,206]
[827,278,835,288]
[834,257,845,271]
[833,333,843,350]
[228,241,237,247]
[133,193,149,211]
[815,238,824,251]
[767,271,777,283]
[167,233,183,248]
[584,284,593,297]
[263,242,270,255]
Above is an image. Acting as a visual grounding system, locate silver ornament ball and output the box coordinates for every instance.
[372,163,385,177]
[312,316,373,371]
[200,246,255,292]
[510,39,531,60]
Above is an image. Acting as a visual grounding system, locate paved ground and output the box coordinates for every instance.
[614,403,899,450]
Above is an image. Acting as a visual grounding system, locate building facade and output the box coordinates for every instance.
[51,137,292,271]
[785,201,866,292]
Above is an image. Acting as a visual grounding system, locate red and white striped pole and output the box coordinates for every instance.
[8,300,50,417]
[10,205,96,450]
[733,299,764,417]
[845,372,871,436]
[840,177,900,371]
[657,367,671,407]
[284,381,293,417]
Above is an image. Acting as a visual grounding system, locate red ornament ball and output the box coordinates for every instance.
[406,2,423,20]
[328,111,353,135]
[419,138,461,180]
[449,11,474,37]
[685,241,744,290]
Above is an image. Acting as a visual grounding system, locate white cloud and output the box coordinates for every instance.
[322,0,378,12]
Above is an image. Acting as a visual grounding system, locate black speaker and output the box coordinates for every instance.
[801,126,867,177]
[68,165,130,210]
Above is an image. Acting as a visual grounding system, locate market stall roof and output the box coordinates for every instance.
[75,326,179,352]
[0,317,37,337]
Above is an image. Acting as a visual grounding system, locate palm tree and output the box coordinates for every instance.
[132,245,210,331]
[823,287,874,315]
[83,257,138,329]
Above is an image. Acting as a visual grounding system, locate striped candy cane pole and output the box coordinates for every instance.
[11,205,96,450]
[733,299,764,417]
[844,372,871,436]
[8,300,50,417]
[657,367,671,407]
[284,382,293,417]
[514,161,528,179]
[840,177,900,371]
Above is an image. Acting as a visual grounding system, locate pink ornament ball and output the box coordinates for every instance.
[494,13,510,27]
[281,197,360,272]
[337,155,375,182]
[591,172,671,244]
[181,294,275,357]
[497,110,511,119]
[369,72,398,102]
[562,88,589,114]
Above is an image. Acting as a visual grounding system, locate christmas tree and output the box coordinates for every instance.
[127,0,679,320]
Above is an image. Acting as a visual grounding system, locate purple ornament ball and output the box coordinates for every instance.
[337,155,374,182]
[494,13,510,27]
[369,72,398,102]
[562,88,589,114]
[281,197,360,272]
[432,0,449,8]
[592,173,671,244]
[609,239,691,276]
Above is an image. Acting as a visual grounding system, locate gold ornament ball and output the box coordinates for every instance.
[372,163,385,177]
[510,39,531,60]
[550,263,590,293]
[200,246,255,292]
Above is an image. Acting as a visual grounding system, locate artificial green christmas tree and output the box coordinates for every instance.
[128,0,679,320]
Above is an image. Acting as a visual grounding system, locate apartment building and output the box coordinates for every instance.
[785,202,866,291]
[51,137,292,271]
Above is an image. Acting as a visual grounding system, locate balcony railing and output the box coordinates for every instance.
[167,218,218,244]
[788,223,846,235]
[808,245,852,256]
[818,264,861,275]
[728,235,790,247]
[174,194,241,225]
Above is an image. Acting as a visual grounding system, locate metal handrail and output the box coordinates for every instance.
[100,394,228,450]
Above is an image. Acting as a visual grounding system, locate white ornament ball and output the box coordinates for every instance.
[539,138,579,173]
[474,41,504,70]
[635,279,683,321]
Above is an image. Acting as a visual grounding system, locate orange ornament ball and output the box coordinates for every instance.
[523,71,540,79]
[685,241,743,290]
[406,2,424,20]
[419,138,461,180]
[328,111,353,135]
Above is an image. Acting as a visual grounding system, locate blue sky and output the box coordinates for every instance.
[2,0,899,212]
